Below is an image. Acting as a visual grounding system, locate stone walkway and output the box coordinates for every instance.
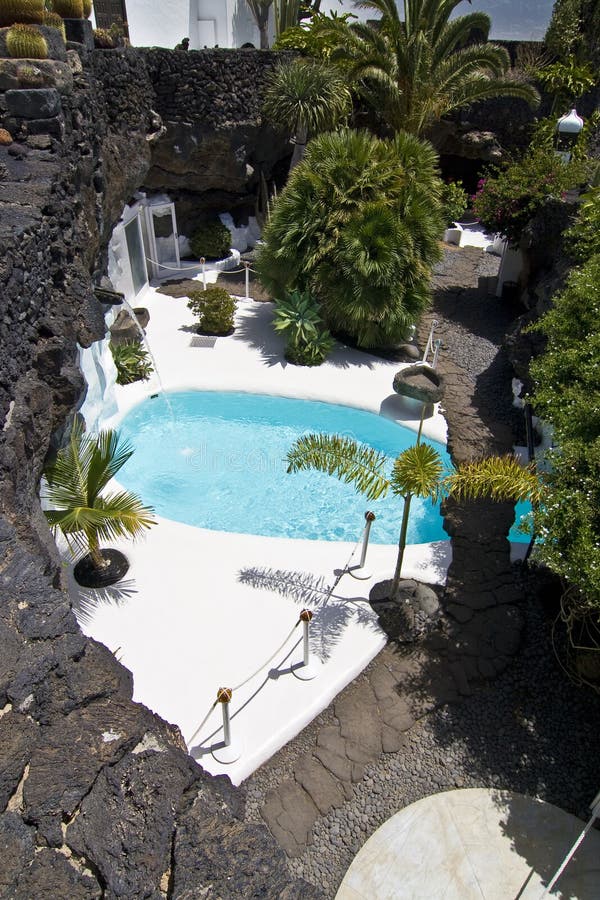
[243,246,600,896]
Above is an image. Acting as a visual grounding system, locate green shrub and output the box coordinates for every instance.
[0,0,44,27]
[472,147,587,246]
[441,180,469,227]
[52,0,83,18]
[110,341,154,385]
[187,286,236,334]
[565,185,600,261]
[273,291,334,365]
[7,23,48,58]
[189,221,231,261]
[286,329,335,366]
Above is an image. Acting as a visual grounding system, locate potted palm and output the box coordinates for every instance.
[43,424,156,587]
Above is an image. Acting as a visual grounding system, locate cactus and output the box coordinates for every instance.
[42,9,66,39]
[82,0,92,18]
[0,0,45,27]
[52,0,83,17]
[6,22,48,57]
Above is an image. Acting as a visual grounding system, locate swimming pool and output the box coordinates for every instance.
[117,391,530,544]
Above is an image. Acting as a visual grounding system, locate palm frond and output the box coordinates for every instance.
[286,433,391,500]
[391,443,444,498]
[444,455,542,503]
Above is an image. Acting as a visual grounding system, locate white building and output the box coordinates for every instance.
[93,0,555,50]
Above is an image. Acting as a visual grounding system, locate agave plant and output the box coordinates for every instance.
[43,424,156,583]
[273,290,322,346]
[110,341,154,385]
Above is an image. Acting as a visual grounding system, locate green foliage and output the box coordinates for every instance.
[391,443,444,499]
[7,22,48,58]
[273,290,334,365]
[189,220,231,261]
[444,454,541,503]
[43,424,156,570]
[110,341,154,385]
[263,57,351,138]
[530,255,600,443]
[0,0,44,27]
[256,128,444,349]
[187,286,236,334]
[316,0,539,136]
[537,57,595,109]
[472,147,587,247]
[287,433,391,500]
[274,0,302,36]
[565,185,600,261]
[272,9,357,59]
[441,181,469,227]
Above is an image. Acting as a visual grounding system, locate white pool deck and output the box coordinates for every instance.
[70,255,501,785]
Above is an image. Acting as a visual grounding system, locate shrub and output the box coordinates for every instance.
[273,290,334,365]
[285,329,335,366]
[110,341,154,385]
[256,128,444,349]
[440,181,469,227]
[0,0,44,27]
[565,185,600,261]
[471,147,587,246]
[52,0,84,18]
[189,221,231,261]
[187,286,236,334]
[7,23,48,58]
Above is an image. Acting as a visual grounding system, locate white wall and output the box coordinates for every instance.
[127,0,189,48]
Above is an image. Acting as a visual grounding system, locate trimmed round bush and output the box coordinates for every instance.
[189,220,231,261]
[0,0,44,27]
[7,23,48,58]
[52,0,84,18]
[187,286,236,335]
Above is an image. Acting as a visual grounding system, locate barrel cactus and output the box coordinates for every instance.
[0,0,44,27]
[52,0,83,17]
[82,0,92,18]
[6,23,48,58]
[42,9,66,39]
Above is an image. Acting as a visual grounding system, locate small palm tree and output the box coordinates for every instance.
[44,424,156,582]
[262,57,352,171]
[287,431,540,601]
[247,0,273,49]
[322,0,539,136]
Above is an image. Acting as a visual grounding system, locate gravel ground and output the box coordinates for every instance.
[243,246,600,897]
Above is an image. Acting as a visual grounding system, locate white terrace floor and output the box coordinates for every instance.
[72,269,453,784]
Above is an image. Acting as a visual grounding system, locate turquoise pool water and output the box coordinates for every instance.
[117,391,530,544]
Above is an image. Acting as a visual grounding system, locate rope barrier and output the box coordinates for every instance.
[185,519,368,750]
[144,256,258,275]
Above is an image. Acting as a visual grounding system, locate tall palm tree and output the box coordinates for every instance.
[322,0,539,136]
[287,431,540,601]
[262,57,352,170]
[44,424,156,581]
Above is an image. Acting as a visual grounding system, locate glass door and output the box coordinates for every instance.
[144,203,180,279]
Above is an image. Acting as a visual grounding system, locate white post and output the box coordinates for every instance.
[294,610,320,680]
[350,511,376,579]
[432,338,441,369]
[244,261,250,300]
[541,789,600,897]
[212,686,242,764]
[201,257,206,291]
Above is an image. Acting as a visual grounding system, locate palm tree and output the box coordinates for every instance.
[247,0,273,49]
[43,424,156,585]
[287,431,540,601]
[322,0,539,136]
[262,57,352,171]
[255,128,444,348]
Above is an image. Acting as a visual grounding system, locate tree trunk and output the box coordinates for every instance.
[391,493,412,601]
[87,530,107,571]
[259,21,269,49]
[289,123,308,173]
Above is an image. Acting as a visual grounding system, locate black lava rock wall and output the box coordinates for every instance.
[0,45,316,899]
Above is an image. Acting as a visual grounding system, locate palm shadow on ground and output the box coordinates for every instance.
[238,566,381,662]
[70,577,138,628]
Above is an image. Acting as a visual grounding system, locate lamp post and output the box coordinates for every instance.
[555,108,584,163]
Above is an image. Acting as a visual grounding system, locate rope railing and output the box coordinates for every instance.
[186,513,375,758]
